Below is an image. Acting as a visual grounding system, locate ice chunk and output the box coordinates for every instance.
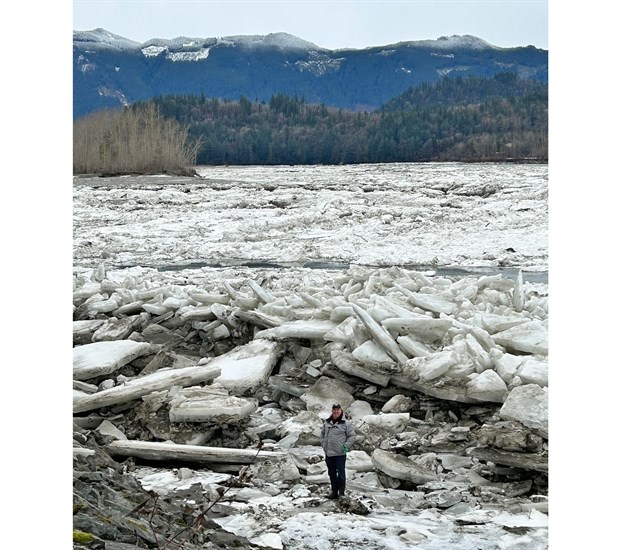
[300,376,354,416]
[396,335,432,357]
[490,349,526,384]
[512,269,524,312]
[406,351,458,381]
[255,319,337,340]
[344,450,375,472]
[382,317,451,343]
[492,321,548,355]
[330,348,391,387]
[359,413,410,433]
[212,339,283,394]
[169,386,258,422]
[371,449,437,484]
[381,395,412,413]
[96,420,127,441]
[347,399,374,420]
[478,313,530,334]
[248,454,300,482]
[466,369,508,403]
[352,340,396,369]
[516,359,548,387]
[394,283,456,315]
[499,384,548,437]
[73,340,155,381]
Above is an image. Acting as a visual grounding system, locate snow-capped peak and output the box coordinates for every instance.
[220,32,323,51]
[406,35,500,50]
[73,28,141,50]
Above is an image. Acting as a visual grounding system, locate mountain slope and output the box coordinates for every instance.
[73,28,548,118]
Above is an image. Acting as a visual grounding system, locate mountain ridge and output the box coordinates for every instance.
[74,28,547,118]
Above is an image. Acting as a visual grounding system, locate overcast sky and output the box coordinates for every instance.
[73,0,548,50]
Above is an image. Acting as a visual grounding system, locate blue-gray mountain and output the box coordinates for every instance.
[74,28,548,119]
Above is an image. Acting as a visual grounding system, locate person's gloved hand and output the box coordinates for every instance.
[342,445,349,454]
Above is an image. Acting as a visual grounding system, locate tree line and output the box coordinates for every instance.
[142,73,547,165]
[73,73,547,174]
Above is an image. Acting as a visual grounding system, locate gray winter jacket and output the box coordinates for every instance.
[321,417,357,457]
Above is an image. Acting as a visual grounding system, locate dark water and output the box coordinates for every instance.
[150,259,547,284]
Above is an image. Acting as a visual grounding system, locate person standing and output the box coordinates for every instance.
[321,403,356,499]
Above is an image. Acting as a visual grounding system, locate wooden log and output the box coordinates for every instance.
[73,364,222,413]
[107,439,285,464]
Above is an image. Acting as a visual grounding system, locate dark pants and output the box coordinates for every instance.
[325,455,347,495]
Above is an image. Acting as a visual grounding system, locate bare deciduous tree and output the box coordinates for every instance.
[73,104,202,175]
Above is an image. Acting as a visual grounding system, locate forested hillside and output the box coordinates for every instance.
[128,73,548,166]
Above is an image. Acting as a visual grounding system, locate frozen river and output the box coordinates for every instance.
[73,162,548,275]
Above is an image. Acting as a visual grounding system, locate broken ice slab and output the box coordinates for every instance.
[92,316,145,343]
[407,350,459,381]
[232,308,285,329]
[73,362,222,413]
[470,447,548,473]
[359,413,410,433]
[276,411,322,443]
[489,349,527,384]
[394,283,456,315]
[188,291,230,305]
[382,317,452,343]
[396,335,432,357]
[438,454,473,471]
[343,450,375,472]
[73,319,105,344]
[248,454,301,482]
[179,305,217,321]
[352,340,397,369]
[381,394,413,413]
[516,358,548,387]
[254,319,337,341]
[169,386,258,422]
[351,303,409,364]
[211,339,284,394]
[330,348,391,387]
[107,439,285,464]
[300,376,355,416]
[95,419,127,441]
[466,369,508,403]
[391,369,477,404]
[73,340,156,381]
[371,448,438,484]
[268,374,311,398]
[492,320,548,355]
[499,384,548,438]
[476,313,530,334]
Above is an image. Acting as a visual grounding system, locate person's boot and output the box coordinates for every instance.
[338,483,345,497]
[327,480,339,499]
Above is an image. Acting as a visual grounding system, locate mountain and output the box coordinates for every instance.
[73,28,548,119]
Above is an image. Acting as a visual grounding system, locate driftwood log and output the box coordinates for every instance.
[107,440,285,464]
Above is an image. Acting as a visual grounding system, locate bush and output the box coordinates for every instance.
[73,104,202,175]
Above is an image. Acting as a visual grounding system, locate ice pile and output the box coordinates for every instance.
[73,262,548,549]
